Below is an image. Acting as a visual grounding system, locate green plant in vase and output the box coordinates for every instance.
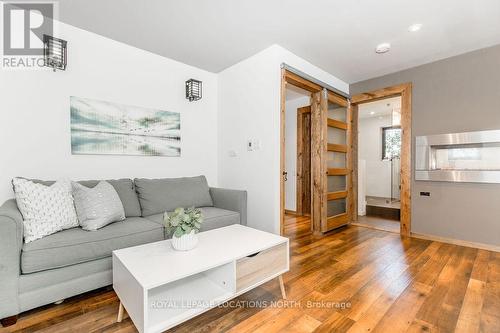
[164,207,203,250]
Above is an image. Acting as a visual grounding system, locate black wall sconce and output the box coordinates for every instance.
[43,34,67,71]
[186,79,202,101]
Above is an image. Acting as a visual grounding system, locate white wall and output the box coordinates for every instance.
[284,96,310,211]
[0,21,219,202]
[1,28,349,235]
[218,45,348,233]
[358,115,392,198]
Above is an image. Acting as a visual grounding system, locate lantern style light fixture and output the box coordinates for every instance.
[185,79,202,101]
[43,34,67,71]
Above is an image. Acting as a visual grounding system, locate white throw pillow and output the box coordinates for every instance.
[72,181,125,231]
[12,178,79,243]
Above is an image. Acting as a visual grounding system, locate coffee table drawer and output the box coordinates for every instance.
[236,242,288,292]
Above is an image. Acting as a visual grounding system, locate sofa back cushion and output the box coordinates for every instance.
[134,176,213,216]
[27,178,141,217]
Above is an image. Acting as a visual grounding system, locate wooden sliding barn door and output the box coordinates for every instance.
[312,89,353,233]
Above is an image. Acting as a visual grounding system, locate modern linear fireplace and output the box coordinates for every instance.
[416,129,500,183]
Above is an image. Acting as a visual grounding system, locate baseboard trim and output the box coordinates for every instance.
[351,222,400,235]
[284,210,297,215]
[411,232,500,253]
[352,222,500,253]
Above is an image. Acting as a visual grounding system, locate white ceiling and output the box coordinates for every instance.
[359,96,401,119]
[57,0,500,83]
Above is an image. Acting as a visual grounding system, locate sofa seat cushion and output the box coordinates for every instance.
[21,217,164,274]
[145,207,240,236]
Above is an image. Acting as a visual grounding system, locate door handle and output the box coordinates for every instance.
[283,171,288,181]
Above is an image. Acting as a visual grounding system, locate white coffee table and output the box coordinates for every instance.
[112,224,289,333]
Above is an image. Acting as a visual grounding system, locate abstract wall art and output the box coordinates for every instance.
[70,96,180,156]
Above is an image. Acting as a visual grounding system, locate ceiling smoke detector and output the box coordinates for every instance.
[408,23,423,32]
[375,43,391,54]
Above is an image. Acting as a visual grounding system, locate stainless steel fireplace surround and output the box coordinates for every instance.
[415,129,500,183]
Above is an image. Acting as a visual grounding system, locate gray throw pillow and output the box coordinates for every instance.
[77,179,141,217]
[72,181,126,231]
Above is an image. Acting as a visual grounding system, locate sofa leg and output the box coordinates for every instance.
[0,315,18,327]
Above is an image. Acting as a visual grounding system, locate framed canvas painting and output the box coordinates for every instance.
[70,96,180,156]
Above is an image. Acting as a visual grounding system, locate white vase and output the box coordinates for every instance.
[171,230,198,251]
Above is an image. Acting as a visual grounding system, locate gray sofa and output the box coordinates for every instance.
[0,176,247,324]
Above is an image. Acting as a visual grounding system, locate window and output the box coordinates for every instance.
[382,126,401,160]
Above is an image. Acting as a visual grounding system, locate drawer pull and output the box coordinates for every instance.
[246,251,260,258]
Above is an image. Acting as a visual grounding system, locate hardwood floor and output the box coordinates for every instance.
[353,215,400,233]
[1,215,499,333]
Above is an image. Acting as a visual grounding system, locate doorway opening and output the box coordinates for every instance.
[280,69,354,237]
[283,84,313,237]
[351,83,412,236]
[356,96,402,233]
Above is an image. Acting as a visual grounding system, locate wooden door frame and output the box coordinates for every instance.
[296,106,311,217]
[280,69,323,235]
[351,83,412,236]
[280,69,352,236]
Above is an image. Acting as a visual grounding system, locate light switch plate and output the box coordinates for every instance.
[247,139,261,151]
[247,140,254,151]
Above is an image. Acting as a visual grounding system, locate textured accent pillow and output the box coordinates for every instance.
[72,181,125,231]
[12,178,79,243]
